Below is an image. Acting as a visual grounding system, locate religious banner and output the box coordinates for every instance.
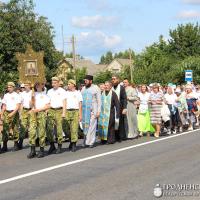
[16,45,46,85]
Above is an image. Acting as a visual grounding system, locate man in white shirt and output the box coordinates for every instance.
[1,82,21,152]
[27,82,50,159]
[20,81,33,150]
[47,77,66,154]
[64,79,82,152]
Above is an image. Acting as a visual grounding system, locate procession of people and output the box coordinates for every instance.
[0,74,200,159]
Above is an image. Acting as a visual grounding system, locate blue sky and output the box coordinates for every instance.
[2,0,200,63]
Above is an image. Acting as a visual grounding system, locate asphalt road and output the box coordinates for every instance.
[0,130,200,200]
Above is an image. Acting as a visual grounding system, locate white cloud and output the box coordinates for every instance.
[78,31,122,48]
[176,10,200,19]
[71,15,118,29]
[182,0,200,5]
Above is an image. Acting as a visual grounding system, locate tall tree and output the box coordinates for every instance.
[99,51,113,64]
[0,0,62,77]
[169,23,200,59]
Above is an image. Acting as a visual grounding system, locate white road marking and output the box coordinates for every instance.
[0,129,198,185]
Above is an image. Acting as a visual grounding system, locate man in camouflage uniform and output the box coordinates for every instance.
[64,79,82,152]
[47,77,66,154]
[27,82,50,158]
[1,82,21,152]
[20,81,34,150]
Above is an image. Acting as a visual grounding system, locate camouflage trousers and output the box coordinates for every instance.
[20,109,35,140]
[29,111,47,147]
[2,111,20,142]
[47,109,63,144]
[63,110,79,143]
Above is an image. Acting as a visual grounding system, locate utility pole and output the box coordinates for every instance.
[129,48,133,83]
[61,25,64,55]
[71,35,76,69]
[71,35,76,80]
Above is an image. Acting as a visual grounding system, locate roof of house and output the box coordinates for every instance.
[115,58,130,66]
[58,58,107,75]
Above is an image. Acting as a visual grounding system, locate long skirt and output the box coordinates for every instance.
[138,110,155,133]
[124,102,138,138]
[150,104,162,124]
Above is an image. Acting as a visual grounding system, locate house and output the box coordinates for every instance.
[56,57,107,82]
[106,58,131,73]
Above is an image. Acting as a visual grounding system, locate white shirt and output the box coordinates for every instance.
[35,92,50,109]
[138,92,150,105]
[2,92,21,111]
[20,90,32,109]
[66,90,83,109]
[164,93,177,105]
[47,87,66,108]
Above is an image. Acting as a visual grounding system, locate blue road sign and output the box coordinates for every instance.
[185,70,193,82]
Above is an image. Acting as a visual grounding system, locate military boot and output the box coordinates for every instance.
[48,142,56,154]
[37,147,44,158]
[13,141,19,151]
[68,142,72,151]
[56,144,62,154]
[27,146,36,159]
[1,141,8,152]
[18,138,23,150]
[71,142,76,152]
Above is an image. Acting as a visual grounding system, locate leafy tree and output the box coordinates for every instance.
[0,0,63,83]
[75,67,87,85]
[94,70,112,84]
[99,51,113,64]
[169,23,200,59]
[114,49,135,59]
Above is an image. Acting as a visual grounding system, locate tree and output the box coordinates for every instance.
[0,0,62,82]
[94,70,112,84]
[169,23,200,59]
[114,49,135,59]
[99,51,113,64]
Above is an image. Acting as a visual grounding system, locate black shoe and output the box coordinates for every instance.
[56,144,62,154]
[101,140,107,145]
[69,142,72,151]
[18,138,23,150]
[13,141,19,151]
[71,142,76,152]
[27,146,36,159]
[37,147,45,158]
[1,141,8,152]
[89,144,94,148]
[48,142,56,154]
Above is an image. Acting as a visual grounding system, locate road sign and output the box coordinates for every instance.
[185,70,193,82]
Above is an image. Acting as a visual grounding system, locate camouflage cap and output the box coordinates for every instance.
[52,77,60,82]
[68,79,76,86]
[7,82,15,87]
